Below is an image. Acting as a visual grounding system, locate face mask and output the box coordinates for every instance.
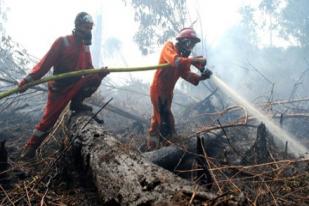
[176,40,195,57]
[74,29,92,45]
[176,42,191,57]
[81,31,92,45]
[179,47,191,57]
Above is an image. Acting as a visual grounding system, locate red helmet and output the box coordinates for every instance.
[176,28,201,43]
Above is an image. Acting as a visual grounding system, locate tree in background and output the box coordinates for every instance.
[0,0,42,116]
[239,5,259,47]
[0,0,32,82]
[279,0,309,49]
[233,0,309,99]
[122,0,188,55]
[0,0,8,33]
[239,0,309,49]
[122,0,309,100]
[258,0,281,46]
[103,37,128,67]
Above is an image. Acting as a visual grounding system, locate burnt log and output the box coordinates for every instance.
[66,112,221,205]
[143,131,232,170]
[0,140,8,187]
[241,123,276,164]
[0,140,8,176]
[88,102,148,125]
[142,132,232,189]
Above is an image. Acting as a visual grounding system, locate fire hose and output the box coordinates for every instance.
[0,63,170,100]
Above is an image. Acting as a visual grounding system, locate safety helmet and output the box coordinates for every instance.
[74,12,94,29]
[176,28,201,43]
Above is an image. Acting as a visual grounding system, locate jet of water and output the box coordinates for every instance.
[211,75,308,156]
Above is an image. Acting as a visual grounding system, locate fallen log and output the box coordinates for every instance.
[105,104,148,125]
[143,135,215,189]
[143,132,226,170]
[68,115,216,205]
[66,112,246,205]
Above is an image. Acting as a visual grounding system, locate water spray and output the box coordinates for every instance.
[210,74,308,156]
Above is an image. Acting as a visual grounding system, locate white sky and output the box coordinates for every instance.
[5,0,244,84]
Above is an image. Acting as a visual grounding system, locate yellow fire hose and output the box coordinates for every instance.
[0,63,170,100]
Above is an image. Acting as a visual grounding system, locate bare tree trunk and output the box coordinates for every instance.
[66,112,220,205]
[241,123,276,164]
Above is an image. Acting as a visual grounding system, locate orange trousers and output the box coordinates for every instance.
[27,75,101,146]
[149,94,176,138]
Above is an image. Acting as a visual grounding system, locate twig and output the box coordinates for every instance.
[263,181,278,206]
[0,184,15,206]
[198,135,222,193]
[23,182,32,206]
[209,158,308,171]
[81,97,113,130]
[188,184,199,205]
[216,119,244,158]
[40,188,48,206]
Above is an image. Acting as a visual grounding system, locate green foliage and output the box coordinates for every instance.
[0,1,39,83]
[122,0,188,55]
[259,0,280,14]
[239,0,309,48]
[0,0,8,34]
[0,34,32,82]
[279,0,309,48]
[239,5,259,46]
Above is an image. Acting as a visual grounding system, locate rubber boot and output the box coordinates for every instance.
[20,135,45,161]
[146,134,160,151]
[160,130,179,147]
[70,81,99,113]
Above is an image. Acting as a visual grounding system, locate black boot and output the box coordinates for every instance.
[20,134,46,161]
[70,80,100,113]
[20,145,37,161]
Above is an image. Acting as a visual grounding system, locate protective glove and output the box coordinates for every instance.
[200,69,212,80]
[191,57,207,70]
[18,75,33,93]
[98,66,110,79]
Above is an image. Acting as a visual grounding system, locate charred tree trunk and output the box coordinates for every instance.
[0,140,8,184]
[241,123,275,164]
[66,112,220,205]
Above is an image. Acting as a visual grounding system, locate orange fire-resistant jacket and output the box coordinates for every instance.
[28,34,102,135]
[149,41,201,136]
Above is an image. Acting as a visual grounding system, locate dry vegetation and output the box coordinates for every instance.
[0,84,308,205]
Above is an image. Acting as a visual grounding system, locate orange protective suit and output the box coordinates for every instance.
[25,34,103,147]
[149,41,201,137]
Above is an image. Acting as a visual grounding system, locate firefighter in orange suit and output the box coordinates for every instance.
[148,28,212,149]
[18,12,109,160]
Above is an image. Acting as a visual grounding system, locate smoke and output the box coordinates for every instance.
[194,20,309,102]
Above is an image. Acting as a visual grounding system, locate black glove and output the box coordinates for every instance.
[200,69,212,80]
